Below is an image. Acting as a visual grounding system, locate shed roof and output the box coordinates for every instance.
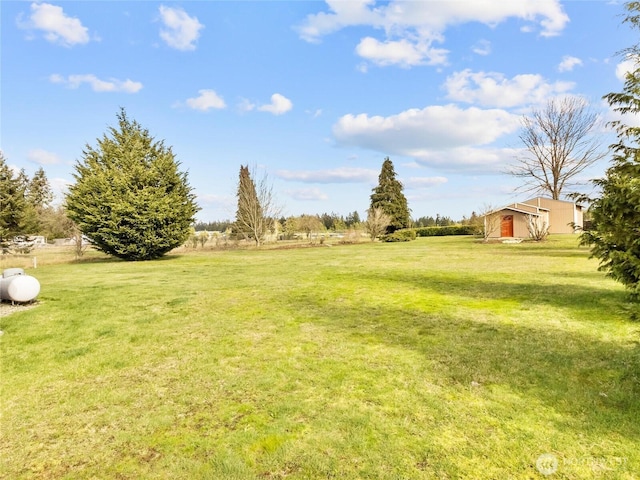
[485,205,544,216]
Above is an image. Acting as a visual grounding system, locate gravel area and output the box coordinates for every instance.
[0,301,38,318]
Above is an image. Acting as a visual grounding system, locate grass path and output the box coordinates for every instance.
[1,236,639,479]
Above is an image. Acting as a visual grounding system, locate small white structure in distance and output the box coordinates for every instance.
[0,268,41,303]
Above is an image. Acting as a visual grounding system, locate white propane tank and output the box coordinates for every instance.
[0,269,41,303]
[2,268,25,278]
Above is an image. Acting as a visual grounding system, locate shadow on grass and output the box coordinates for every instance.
[494,248,594,259]
[70,252,189,265]
[283,276,640,444]
[472,237,591,258]
[363,270,629,319]
[70,256,122,265]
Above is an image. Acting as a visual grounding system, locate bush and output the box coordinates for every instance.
[414,225,476,237]
[381,229,417,242]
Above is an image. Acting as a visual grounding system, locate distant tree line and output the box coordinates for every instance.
[194,220,234,232]
[196,211,479,234]
[197,212,481,231]
[313,211,362,231]
[413,214,457,227]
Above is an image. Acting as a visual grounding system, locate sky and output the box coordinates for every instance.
[1,0,637,222]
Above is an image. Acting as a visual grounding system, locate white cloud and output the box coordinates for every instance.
[356,36,448,68]
[616,58,637,82]
[444,69,574,108]
[334,104,519,151]
[184,89,226,111]
[7,164,22,176]
[258,93,293,115]
[197,193,234,206]
[237,98,256,113]
[50,177,72,202]
[602,98,640,130]
[472,39,492,56]
[19,2,90,47]
[402,161,422,169]
[558,55,583,72]
[286,187,329,201]
[404,176,448,189]
[159,5,203,51]
[49,74,143,93]
[27,148,62,165]
[332,104,522,172]
[277,167,378,183]
[297,0,568,67]
[408,146,522,172]
[296,0,378,42]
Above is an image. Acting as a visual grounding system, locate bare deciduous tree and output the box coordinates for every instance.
[198,232,209,248]
[71,226,87,259]
[285,215,325,241]
[234,165,282,247]
[509,97,606,199]
[365,207,392,241]
[479,204,500,242]
[525,214,549,241]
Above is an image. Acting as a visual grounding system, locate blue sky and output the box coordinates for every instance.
[1,1,636,222]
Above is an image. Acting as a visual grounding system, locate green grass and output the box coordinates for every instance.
[1,236,639,479]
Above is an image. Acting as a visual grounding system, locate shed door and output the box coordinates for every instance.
[501,215,514,237]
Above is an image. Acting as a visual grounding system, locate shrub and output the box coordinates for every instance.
[414,225,476,237]
[381,229,417,242]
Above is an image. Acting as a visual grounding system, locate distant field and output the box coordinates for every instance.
[1,236,639,479]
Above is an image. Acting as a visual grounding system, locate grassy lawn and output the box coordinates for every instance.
[1,236,639,479]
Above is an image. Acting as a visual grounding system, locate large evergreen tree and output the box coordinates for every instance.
[66,109,199,260]
[0,152,34,251]
[580,1,640,299]
[370,157,410,232]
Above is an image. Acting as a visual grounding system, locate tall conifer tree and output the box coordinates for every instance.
[234,165,266,245]
[27,167,54,214]
[370,157,410,232]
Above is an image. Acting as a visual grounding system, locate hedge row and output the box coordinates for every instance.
[414,225,477,237]
[379,225,478,242]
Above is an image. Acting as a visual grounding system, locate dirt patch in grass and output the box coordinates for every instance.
[0,301,39,318]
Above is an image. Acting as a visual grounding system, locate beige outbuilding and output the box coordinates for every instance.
[484,197,584,239]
